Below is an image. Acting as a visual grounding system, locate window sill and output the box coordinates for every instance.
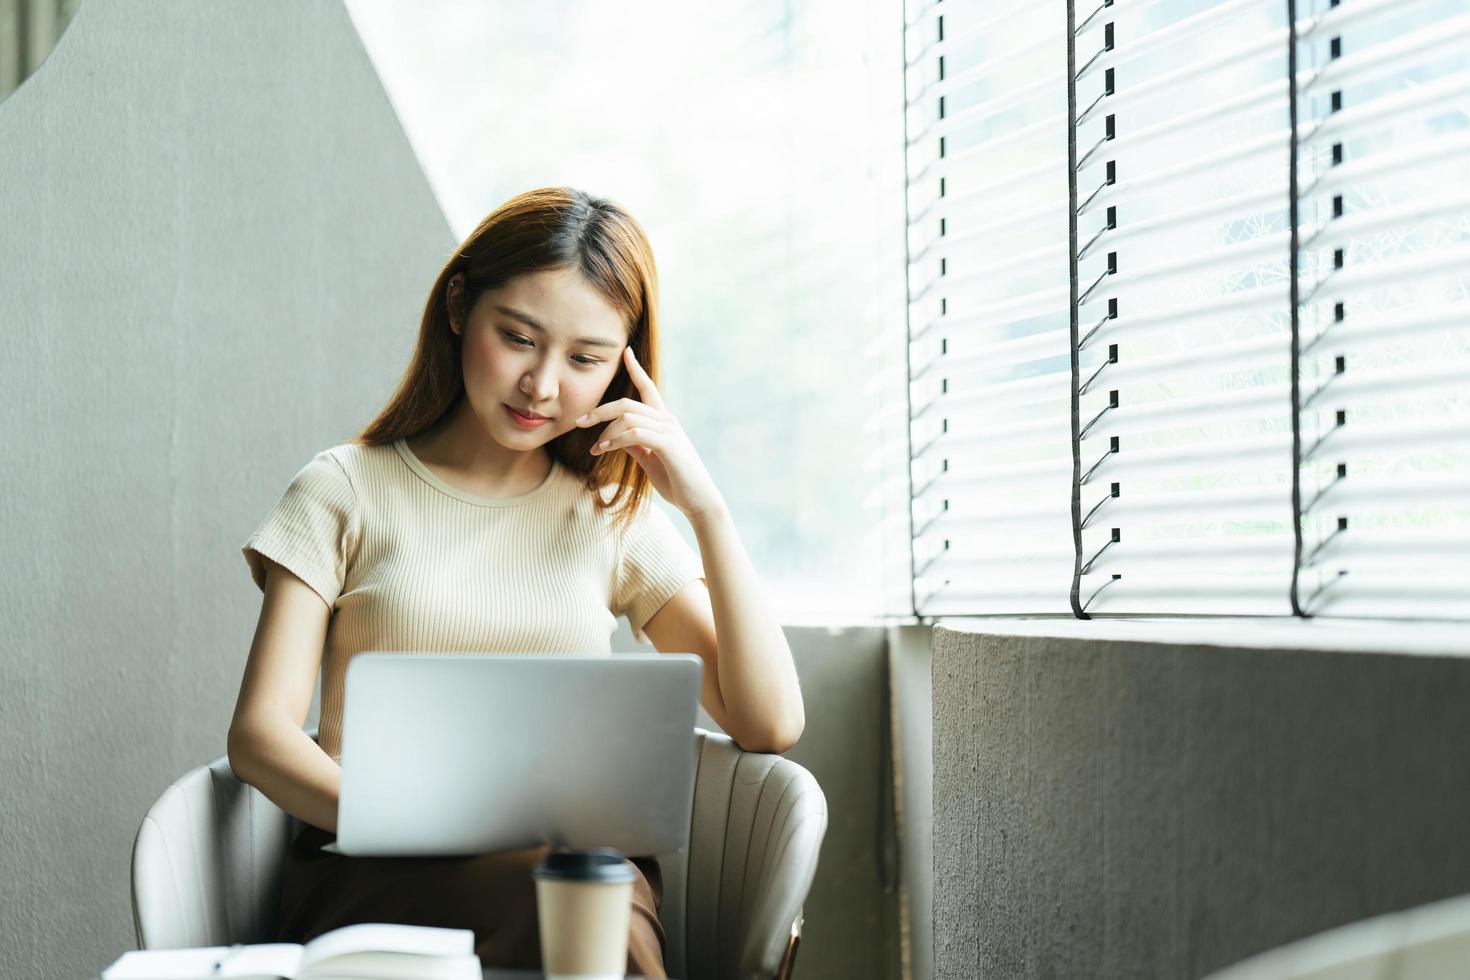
[933,615,1468,657]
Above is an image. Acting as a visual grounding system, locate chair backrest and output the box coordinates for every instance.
[130,755,297,949]
[132,727,827,980]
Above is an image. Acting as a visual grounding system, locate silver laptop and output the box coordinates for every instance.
[330,652,703,858]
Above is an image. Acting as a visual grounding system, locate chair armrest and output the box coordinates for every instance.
[677,729,828,980]
[734,759,826,980]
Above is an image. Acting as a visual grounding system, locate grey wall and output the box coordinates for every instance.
[891,622,934,980]
[774,627,903,980]
[933,623,1470,979]
[0,2,453,978]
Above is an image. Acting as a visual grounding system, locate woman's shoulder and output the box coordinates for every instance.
[313,439,400,475]
[280,441,402,502]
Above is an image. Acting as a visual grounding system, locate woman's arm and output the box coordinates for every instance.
[580,347,805,752]
[646,503,806,753]
[227,559,342,833]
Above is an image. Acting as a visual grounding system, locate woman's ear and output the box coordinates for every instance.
[446,276,465,335]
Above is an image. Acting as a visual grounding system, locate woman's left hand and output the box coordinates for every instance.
[576,347,727,521]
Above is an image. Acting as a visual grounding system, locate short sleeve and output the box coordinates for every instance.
[612,496,706,646]
[241,449,358,609]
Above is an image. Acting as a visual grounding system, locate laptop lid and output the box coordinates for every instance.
[334,652,702,858]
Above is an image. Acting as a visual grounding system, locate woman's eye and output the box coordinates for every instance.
[503,332,600,367]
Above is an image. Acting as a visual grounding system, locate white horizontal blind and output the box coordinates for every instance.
[1069,0,1306,615]
[1292,0,1470,617]
[904,1,1076,614]
[903,0,1470,620]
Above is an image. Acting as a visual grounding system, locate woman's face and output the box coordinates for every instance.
[450,266,629,451]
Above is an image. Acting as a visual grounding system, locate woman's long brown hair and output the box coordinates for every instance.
[353,186,662,536]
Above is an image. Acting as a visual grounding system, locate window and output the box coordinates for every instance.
[904,0,1470,619]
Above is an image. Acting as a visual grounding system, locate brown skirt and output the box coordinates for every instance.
[276,823,667,977]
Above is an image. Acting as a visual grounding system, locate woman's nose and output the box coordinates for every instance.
[521,368,556,400]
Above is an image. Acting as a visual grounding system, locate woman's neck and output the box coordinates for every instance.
[406,400,553,498]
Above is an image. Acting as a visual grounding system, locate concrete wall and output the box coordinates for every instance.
[932,621,1470,979]
[0,2,453,977]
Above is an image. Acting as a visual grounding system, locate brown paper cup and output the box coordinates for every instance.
[533,848,637,980]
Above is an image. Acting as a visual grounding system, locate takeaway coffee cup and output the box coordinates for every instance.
[532,847,637,980]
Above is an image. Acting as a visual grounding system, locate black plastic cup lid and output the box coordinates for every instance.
[532,847,636,884]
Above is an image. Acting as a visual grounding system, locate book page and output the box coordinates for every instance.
[102,947,231,979]
[299,949,482,980]
[101,944,302,979]
[300,923,474,967]
[216,944,304,977]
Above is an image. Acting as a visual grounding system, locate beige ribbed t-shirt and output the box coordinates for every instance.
[241,438,706,763]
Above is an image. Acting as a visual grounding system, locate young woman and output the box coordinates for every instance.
[227,186,806,976]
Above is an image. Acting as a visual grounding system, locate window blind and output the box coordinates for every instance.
[1290,0,1470,618]
[902,0,1469,619]
[905,0,1076,614]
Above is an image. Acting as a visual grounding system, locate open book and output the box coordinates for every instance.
[100,923,481,980]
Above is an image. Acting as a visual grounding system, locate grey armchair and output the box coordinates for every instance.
[131,727,827,980]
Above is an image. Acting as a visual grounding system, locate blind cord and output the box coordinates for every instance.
[1067,0,1091,620]
[1287,0,1308,617]
[899,0,923,624]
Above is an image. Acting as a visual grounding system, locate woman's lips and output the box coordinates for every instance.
[505,405,551,428]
